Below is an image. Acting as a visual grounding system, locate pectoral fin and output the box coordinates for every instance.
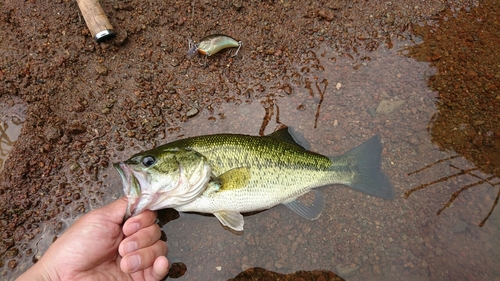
[215,167,251,191]
[214,211,244,231]
[283,190,325,220]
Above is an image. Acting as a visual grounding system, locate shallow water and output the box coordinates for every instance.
[0,120,22,172]
[154,40,499,280]
[0,97,26,173]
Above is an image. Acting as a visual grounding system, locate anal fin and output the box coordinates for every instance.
[283,190,325,220]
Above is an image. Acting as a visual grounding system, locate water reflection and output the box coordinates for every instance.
[0,121,19,171]
[159,38,499,280]
[0,97,26,172]
[405,155,500,227]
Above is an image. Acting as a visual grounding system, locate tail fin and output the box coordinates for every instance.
[337,135,394,199]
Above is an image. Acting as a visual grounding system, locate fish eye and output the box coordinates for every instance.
[141,156,156,167]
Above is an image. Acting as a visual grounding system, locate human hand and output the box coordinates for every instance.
[17,197,169,281]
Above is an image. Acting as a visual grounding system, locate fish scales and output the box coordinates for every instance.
[114,127,394,231]
[161,134,357,199]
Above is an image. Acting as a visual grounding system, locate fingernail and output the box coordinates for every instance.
[129,222,140,233]
[125,241,138,253]
[128,255,141,272]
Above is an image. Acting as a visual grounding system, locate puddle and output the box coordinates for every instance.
[0,96,26,172]
[156,39,499,280]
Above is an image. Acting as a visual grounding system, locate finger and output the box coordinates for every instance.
[145,256,170,281]
[123,210,157,236]
[120,240,167,273]
[118,223,161,256]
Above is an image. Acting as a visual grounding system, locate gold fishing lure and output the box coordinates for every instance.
[188,34,242,62]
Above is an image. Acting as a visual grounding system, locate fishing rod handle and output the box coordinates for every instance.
[76,0,116,42]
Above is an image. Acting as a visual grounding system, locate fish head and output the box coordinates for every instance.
[114,147,211,218]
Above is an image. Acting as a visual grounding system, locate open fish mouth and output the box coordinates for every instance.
[113,162,145,219]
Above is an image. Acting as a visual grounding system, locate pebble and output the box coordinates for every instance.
[274,260,284,269]
[43,125,62,142]
[435,247,443,256]
[376,100,406,115]
[452,220,468,233]
[335,263,360,277]
[186,108,199,117]
[95,64,108,76]
[317,9,335,21]
[69,162,80,172]
[8,260,17,269]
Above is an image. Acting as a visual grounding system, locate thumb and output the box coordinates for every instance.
[94,197,128,225]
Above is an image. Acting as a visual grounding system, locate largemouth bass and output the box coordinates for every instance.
[114,127,394,231]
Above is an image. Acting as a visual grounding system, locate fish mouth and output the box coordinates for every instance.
[113,154,213,220]
[113,162,148,219]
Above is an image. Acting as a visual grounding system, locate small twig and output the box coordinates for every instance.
[407,155,460,176]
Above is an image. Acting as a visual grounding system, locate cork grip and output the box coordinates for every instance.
[76,0,116,42]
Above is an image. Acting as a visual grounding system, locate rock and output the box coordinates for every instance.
[281,84,292,95]
[66,123,86,135]
[367,107,377,117]
[168,262,187,278]
[229,267,346,281]
[335,263,360,278]
[114,30,128,45]
[452,220,468,233]
[376,100,406,115]
[5,248,19,258]
[95,64,108,76]
[8,259,17,269]
[186,107,199,117]
[318,9,335,21]
[44,125,62,142]
[69,162,80,172]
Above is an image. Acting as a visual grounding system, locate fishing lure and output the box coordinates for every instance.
[188,34,242,64]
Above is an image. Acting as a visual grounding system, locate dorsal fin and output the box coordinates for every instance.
[267,127,308,149]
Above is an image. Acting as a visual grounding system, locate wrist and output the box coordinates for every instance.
[16,259,59,281]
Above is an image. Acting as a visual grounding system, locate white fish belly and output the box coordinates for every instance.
[175,168,347,214]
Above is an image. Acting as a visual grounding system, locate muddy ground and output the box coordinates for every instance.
[1,0,498,279]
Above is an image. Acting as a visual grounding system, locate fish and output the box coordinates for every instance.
[113,127,394,231]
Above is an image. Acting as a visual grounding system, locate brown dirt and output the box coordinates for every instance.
[409,0,500,177]
[407,0,500,227]
[228,267,345,281]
